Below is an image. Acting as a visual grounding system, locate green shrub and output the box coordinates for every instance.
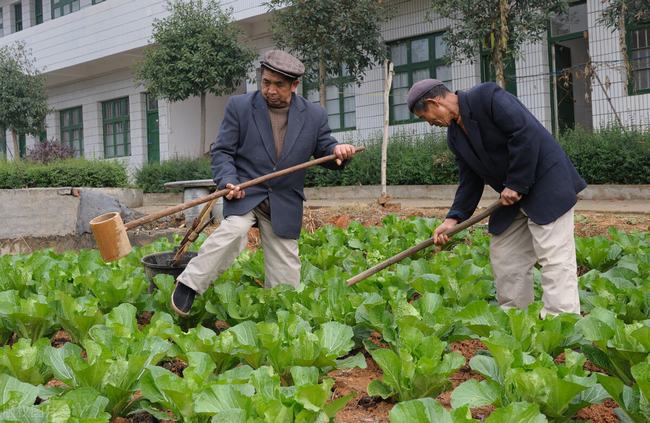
[135,156,212,193]
[132,127,650,191]
[0,159,128,188]
[305,132,457,187]
[559,126,650,184]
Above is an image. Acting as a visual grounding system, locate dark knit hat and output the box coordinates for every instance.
[406,79,444,112]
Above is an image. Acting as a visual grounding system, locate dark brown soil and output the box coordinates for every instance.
[111,410,174,423]
[51,330,72,348]
[367,331,390,349]
[214,320,231,332]
[471,404,497,420]
[329,353,393,423]
[157,358,187,377]
[5,332,17,347]
[573,399,620,422]
[436,340,489,415]
[45,379,67,389]
[125,411,156,423]
[555,352,609,374]
[450,339,487,362]
[137,311,154,329]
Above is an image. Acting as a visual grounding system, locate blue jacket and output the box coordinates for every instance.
[446,83,587,235]
[211,91,341,239]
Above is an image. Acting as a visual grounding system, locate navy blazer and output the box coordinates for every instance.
[446,83,586,235]
[211,91,341,239]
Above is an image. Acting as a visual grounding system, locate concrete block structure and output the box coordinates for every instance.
[1,0,648,172]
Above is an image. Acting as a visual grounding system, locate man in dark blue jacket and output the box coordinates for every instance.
[171,50,356,316]
[407,79,586,317]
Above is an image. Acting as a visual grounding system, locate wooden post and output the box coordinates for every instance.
[380,60,394,203]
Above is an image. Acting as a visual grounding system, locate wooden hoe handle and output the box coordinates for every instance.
[346,200,502,286]
[123,147,366,231]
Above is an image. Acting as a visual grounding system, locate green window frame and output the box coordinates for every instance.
[102,97,130,158]
[303,71,356,131]
[35,0,43,24]
[60,106,84,156]
[14,2,22,32]
[51,0,80,19]
[388,32,452,124]
[0,128,6,160]
[628,22,650,95]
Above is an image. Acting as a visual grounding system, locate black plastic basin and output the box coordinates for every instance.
[141,251,198,281]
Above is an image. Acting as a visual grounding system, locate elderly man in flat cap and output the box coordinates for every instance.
[171,50,357,316]
[407,80,586,317]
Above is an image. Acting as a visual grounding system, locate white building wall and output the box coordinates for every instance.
[587,0,650,129]
[0,0,167,73]
[516,40,553,129]
[46,68,148,176]
[166,89,243,159]
[1,0,649,169]
[338,0,472,142]
[297,0,551,142]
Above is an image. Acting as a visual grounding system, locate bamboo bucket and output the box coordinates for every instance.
[89,212,132,261]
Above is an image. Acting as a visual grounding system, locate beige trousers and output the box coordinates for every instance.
[490,207,580,317]
[177,208,301,294]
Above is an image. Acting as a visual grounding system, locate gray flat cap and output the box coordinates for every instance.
[261,50,305,79]
[407,79,444,112]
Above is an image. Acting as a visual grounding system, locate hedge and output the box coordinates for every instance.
[132,127,650,192]
[304,133,456,187]
[135,156,212,193]
[0,159,128,189]
[560,126,650,184]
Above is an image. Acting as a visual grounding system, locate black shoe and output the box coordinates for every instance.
[171,282,196,316]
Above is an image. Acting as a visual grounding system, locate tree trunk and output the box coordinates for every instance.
[319,58,327,108]
[619,2,631,87]
[493,0,509,89]
[11,129,19,161]
[380,60,394,199]
[200,91,206,155]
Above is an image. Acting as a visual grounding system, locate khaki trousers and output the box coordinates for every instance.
[490,207,580,317]
[177,208,301,294]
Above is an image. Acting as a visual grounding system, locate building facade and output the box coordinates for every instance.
[0,0,648,173]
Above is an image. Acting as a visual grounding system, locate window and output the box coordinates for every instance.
[60,107,83,156]
[629,23,650,94]
[35,0,43,24]
[102,97,130,158]
[304,70,356,131]
[14,3,22,32]
[389,33,452,124]
[550,2,587,38]
[0,128,6,160]
[92,0,106,4]
[51,0,79,19]
[0,8,4,36]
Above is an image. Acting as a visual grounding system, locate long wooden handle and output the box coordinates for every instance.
[171,197,218,266]
[124,147,366,231]
[346,200,502,286]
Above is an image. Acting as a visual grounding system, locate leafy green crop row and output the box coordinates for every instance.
[0,216,648,422]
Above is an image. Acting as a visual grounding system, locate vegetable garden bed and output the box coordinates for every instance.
[0,210,648,422]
